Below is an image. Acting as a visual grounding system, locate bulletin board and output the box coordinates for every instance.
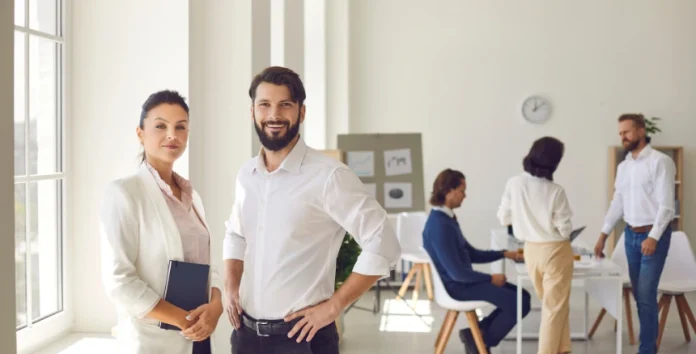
[337,133,425,213]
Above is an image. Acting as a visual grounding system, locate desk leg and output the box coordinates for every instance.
[517,275,523,354]
[616,278,623,354]
[584,291,589,339]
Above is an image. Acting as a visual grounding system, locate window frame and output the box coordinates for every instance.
[14,0,72,352]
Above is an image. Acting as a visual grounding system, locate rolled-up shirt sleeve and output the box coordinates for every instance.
[223,176,247,261]
[648,156,676,240]
[323,167,401,278]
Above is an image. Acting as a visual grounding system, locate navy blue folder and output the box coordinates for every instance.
[159,260,210,330]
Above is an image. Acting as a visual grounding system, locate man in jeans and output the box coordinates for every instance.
[594,114,676,354]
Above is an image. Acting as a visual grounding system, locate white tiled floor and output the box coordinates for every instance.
[33,288,696,354]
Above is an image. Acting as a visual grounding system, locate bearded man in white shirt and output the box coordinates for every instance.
[222,66,401,354]
[594,113,676,354]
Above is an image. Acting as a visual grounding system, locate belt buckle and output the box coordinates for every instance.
[256,321,270,337]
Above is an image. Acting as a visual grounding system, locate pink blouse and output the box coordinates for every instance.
[146,163,210,265]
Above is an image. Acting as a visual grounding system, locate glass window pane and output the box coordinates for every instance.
[29,180,62,321]
[29,36,60,175]
[15,32,26,177]
[29,0,59,36]
[16,0,26,26]
[15,183,27,328]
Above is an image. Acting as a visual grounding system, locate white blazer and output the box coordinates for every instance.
[100,164,222,354]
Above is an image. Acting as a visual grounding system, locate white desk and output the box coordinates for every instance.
[489,229,624,354]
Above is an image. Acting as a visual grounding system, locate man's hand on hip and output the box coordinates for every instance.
[225,287,243,330]
[284,299,341,343]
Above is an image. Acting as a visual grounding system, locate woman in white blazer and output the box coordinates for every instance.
[100,90,223,354]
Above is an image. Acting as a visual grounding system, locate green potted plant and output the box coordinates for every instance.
[334,232,361,339]
[645,116,662,143]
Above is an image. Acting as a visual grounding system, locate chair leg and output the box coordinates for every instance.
[435,310,459,354]
[656,294,672,350]
[423,263,434,301]
[675,294,691,342]
[623,287,636,345]
[396,265,418,299]
[588,308,606,339]
[466,311,488,354]
[676,294,696,334]
[412,264,423,302]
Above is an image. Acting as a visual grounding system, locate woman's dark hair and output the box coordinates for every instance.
[248,66,306,106]
[522,136,565,181]
[138,90,189,163]
[429,169,465,206]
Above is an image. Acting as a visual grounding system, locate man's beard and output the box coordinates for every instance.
[254,114,301,151]
[623,138,640,152]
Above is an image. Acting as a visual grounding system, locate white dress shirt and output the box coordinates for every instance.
[223,138,401,320]
[601,145,676,240]
[497,172,573,243]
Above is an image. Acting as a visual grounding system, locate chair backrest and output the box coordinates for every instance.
[420,247,455,307]
[660,231,696,283]
[396,212,429,255]
[610,232,629,273]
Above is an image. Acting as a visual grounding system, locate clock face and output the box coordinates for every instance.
[522,96,551,123]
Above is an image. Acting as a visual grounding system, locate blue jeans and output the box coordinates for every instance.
[624,225,672,354]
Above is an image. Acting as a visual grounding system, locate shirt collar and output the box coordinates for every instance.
[252,136,307,174]
[432,205,455,219]
[626,144,653,161]
[144,161,193,200]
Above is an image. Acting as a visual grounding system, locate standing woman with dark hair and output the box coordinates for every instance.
[100,90,222,354]
[497,136,574,354]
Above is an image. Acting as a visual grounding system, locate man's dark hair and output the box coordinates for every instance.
[618,113,651,143]
[522,137,565,181]
[429,169,465,206]
[248,66,306,106]
[138,90,189,163]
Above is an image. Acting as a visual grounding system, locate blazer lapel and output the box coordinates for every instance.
[137,164,184,261]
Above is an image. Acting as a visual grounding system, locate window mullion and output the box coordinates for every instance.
[23,5,33,326]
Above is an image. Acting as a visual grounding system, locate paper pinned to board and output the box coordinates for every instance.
[384,148,412,176]
[384,182,412,208]
[347,151,375,177]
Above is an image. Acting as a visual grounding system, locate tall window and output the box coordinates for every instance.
[14,0,64,331]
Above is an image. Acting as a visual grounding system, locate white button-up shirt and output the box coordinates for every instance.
[223,138,401,320]
[602,145,676,240]
[497,172,573,243]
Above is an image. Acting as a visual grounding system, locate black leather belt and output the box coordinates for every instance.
[242,314,299,337]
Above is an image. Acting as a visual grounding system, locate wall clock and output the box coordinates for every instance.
[522,95,551,124]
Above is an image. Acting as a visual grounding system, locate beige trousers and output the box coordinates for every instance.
[524,240,574,354]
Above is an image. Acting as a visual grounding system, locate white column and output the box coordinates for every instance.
[0,0,18,351]
[326,0,350,148]
[303,0,326,149]
[188,0,257,352]
[251,0,272,156]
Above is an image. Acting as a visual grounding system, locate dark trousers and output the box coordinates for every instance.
[192,338,211,354]
[625,225,672,354]
[231,322,339,354]
[445,281,531,347]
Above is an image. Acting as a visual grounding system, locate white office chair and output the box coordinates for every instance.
[395,212,433,301]
[421,248,490,354]
[656,231,696,350]
[588,232,637,345]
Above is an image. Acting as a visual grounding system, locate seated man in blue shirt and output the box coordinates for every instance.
[423,169,531,354]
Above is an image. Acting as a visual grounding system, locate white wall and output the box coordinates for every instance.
[69,0,189,331]
[1,0,18,351]
[348,0,696,250]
